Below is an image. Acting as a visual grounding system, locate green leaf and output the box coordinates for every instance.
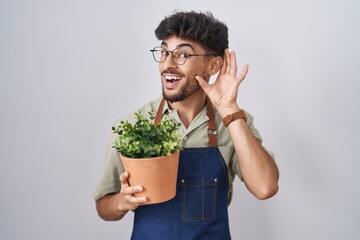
[112,110,181,158]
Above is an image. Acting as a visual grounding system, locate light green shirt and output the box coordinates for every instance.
[93,97,273,204]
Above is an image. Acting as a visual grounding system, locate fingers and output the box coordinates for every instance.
[225,49,231,74]
[230,51,238,76]
[195,75,211,94]
[220,51,227,74]
[123,192,147,205]
[119,172,147,207]
[119,171,130,187]
[222,49,237,76]
[223,49,249,82]
[121,184,144,196]
[238,64,249,83]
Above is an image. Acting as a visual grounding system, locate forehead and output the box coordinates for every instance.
[161,36,203,51]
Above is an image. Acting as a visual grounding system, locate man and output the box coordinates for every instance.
[93,11,279,239]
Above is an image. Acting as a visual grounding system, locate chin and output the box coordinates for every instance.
[162,92,185,103]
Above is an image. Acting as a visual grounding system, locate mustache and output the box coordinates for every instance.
[161,69,184,76]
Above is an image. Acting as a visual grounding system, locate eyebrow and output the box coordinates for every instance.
[160,42,195,52]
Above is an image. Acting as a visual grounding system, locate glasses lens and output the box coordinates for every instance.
[152,47,166,63]
[172,48,188,65]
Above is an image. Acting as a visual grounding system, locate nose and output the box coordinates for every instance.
[162,53,178,69]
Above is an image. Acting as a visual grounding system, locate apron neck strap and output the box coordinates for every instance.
[206,98,218,147]
[154,98,218,147]
[154,98,165,126]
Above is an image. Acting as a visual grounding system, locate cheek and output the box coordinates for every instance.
[182,64,197,76]
[189,61,208,74]
[185,65,208,79]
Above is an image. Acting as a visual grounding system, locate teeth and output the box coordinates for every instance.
[165,75,182,81]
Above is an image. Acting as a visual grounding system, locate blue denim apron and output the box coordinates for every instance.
[131,99,231,240]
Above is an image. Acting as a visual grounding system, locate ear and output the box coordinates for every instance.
[207,56,223,75]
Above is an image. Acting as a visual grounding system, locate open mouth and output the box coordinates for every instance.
[164,75,182,83]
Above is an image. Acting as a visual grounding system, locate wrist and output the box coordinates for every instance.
[222,109,247,127]
[217,105,241,118]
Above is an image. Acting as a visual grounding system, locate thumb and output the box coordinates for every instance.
[195,75,211,94]
[119,171,130,187]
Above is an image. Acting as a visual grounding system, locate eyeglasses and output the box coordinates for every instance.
[150,46,215,65]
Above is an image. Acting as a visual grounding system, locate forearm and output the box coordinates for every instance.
[227,117,279,199]
[96,194,129,221]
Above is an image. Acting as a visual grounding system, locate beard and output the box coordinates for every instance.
[162,77,202,103]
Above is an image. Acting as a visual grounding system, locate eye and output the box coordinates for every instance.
[174,50,189,59]
[179,52,189,58]
[160,50,169,56]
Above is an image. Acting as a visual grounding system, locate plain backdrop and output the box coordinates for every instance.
[1,0,359,239]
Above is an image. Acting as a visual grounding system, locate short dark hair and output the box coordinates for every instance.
[155,11,228,56]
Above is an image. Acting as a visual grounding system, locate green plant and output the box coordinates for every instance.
[112,111,182,158]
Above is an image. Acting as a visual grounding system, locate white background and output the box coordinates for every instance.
[1,0,359,239]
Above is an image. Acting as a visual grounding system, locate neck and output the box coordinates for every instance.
[168,91,207,128]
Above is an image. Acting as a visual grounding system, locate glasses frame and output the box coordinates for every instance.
[150,46,216,65]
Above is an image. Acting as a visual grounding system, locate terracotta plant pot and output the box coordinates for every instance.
[120,150,180,205]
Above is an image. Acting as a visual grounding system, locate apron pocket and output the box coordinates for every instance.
[180,177,218,221]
